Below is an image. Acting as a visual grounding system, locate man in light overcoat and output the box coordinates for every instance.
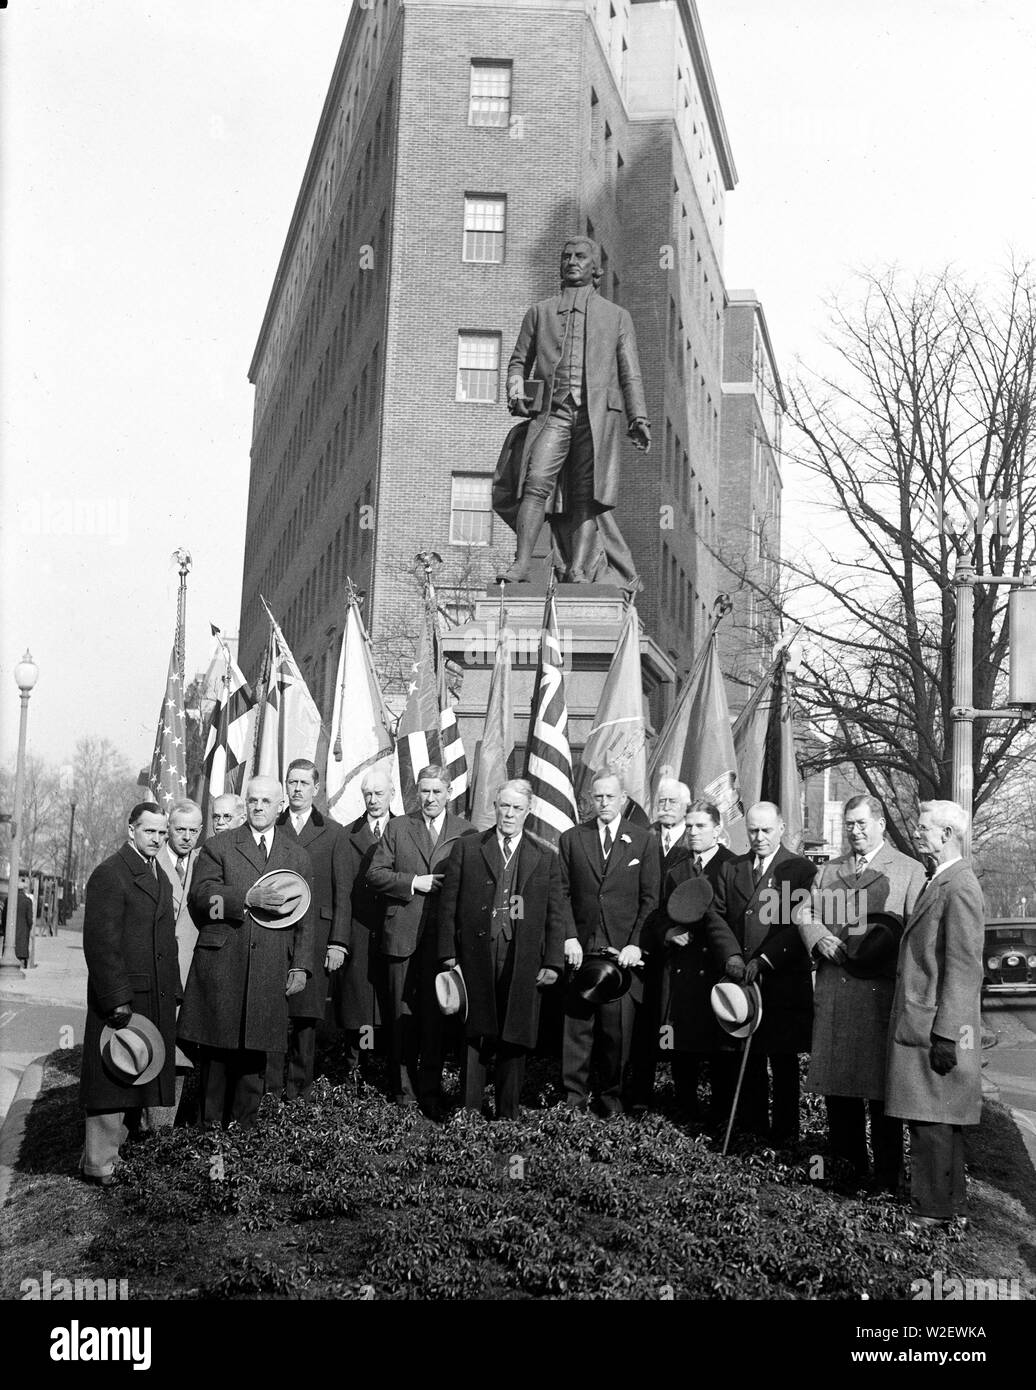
[885,800,985,1227]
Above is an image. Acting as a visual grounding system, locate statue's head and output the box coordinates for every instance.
[559,237,602,289]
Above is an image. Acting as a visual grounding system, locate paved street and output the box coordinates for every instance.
[0,920,87,1127]
[981,1000,1036,1166]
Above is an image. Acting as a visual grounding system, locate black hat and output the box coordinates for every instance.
[843,911,903,978]
[570,953,632,1005]
[667,877,714,925]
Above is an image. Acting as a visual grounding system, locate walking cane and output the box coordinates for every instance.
[721,1030,754,1158]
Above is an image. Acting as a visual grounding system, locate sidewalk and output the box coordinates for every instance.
[982,1005,1036,1171]
[0,914,87,1127]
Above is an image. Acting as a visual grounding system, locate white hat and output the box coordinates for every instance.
[710,981,763,1039]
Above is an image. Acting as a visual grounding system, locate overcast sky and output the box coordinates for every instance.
[2,0,1033,770]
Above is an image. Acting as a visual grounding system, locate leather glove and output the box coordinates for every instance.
[743,958,764,985]
[106,1004,133,1028]
[929,1036,957,1076]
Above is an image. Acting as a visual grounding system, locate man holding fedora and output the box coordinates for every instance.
[559,768,659,1116]
[712,801,816,1144]
[79,802,180,1184]
[437,779,569,1120]
[266,758,351,1101]
[366,764,477,1116]
[886,800,985,1227]
[799,794,926,1191]
[179,775,314,1129]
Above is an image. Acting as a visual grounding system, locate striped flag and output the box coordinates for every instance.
[147,637,187,812]
[199,632,256,829]
[523,593,578,850]
[394,613,444,814]
[253,602,323,785]
[435,624,468,813]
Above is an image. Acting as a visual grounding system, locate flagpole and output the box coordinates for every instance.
[333,580,365,762]
[173,547,191,685]
[731,622,804,740]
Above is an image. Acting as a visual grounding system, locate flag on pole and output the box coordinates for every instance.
[326,589,398,824]
[146,638,187,812]
[576,602,647,812]
[253,599,323,785]
[435,629,468,814]
[648,636,747,852]
[199,630,256,828]
[469,618,513,831]
[523,592,578,850]
[732,641,804,846]
[394,609,444,815]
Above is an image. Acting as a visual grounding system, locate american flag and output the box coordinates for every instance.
[524,593,577,850]
[147,641,187,811]
[394,603,469,814]
[199,632,256,829]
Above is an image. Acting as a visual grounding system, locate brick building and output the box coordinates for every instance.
[239,0,783,718]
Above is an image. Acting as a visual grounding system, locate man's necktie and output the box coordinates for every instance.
[149,858,158,879]
[372,821,381,840]
[753,858,764,887]
[693,854,703,876]
[175,857,186,885]
[259,834,269,863]
[602,825,613,860]
[855,854,867,879]
[663,829,673,856]
[503,834,514,864]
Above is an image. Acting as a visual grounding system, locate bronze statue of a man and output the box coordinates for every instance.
[493,237,651,588]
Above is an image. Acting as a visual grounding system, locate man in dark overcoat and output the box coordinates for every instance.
[496,237,651,588]
[712,800,817,1144]
[799,793,926,1189]
[79,802,180,1183]
[2,873,35,966]
[559,770,659,1116]
[333,764,397,1082]
[886,800,985,1226]
[266,759,350,1100]
[437,779,569,1119]
[631,790,743,1116]
[366,764,477,1115]
[179,775,313,1129]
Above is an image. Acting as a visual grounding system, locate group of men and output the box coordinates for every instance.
[79,763,985,1227]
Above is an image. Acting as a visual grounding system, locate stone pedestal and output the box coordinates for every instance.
[439,585,676,782]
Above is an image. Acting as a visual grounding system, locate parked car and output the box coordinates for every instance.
[982,920,1036,997]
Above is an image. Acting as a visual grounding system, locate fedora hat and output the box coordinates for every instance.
[843,911,903,979]
[435,964,468,1020]
[99,1013,166,1087]
[710,981,763,1039]
[667,876,714,926]
[246,869,311,929]
[570,953,632,1006]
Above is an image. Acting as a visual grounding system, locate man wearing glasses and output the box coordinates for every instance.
[211,794,246,831]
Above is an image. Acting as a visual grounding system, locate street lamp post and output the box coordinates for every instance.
[1,651,40,973]
[62,797,77,926]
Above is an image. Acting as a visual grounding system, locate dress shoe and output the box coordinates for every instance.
[79,1172,114,1188]
[907,1215,952,1231]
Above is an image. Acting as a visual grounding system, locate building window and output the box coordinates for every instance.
[456,331,500,403]
[469,60,512,127]
[463,195,506,262]
[450,474,494,545]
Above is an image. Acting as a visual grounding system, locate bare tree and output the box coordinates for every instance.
[72,737,141,875]
[766,264,1036,850]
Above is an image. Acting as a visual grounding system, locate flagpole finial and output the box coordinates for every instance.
[714,593,733,617]
[415,550,442,578]
[173,547,192,578]
[343,577,366,609]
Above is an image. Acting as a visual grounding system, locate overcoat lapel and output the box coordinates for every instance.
[234,827,268,874]
[515,836,541,897]
[480,830,501,880]
[405,815,433,867]
[121,843,159,903]
[579,823,604,883]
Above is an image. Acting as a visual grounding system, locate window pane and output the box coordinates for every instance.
[456,333,500,402]
[450,474,493,545]
[469,61,512,127]
[463,196,506,263]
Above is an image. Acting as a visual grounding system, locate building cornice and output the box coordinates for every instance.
[677,0,737,190]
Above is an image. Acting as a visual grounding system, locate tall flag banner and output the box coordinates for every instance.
[576,602,647,812]
[253,599,323,785]
[762,652,804,850]
[326,588,399,824]
[394,607,444,814]
[523,592,578,850]
[147,639,187,812]
[731,660,779,811]
[469,617,513,831]
[199,627,256,830]
[648,636,747,853]
[434,630,468,813]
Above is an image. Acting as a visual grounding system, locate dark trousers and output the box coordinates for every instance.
[523,401,596,505]
[265,1018,319,1101]
[908,1121,967,1219]
[463,1039,527,1119]
[197,1046,265,1130]
[382,953,420,1101]
[713,1049,801,1142]
[563,992,634,1112]
[826,1095,903,1187]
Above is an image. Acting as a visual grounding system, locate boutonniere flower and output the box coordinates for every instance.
[620,833,631,844]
